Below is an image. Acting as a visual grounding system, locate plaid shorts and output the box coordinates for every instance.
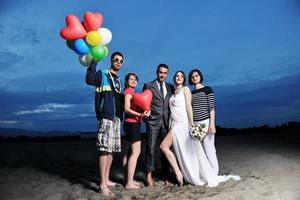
[96,118,121,153]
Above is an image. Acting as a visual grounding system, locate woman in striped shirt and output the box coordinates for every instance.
[188,69,219,175]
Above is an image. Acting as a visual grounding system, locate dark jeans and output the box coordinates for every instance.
[145,120,170,177]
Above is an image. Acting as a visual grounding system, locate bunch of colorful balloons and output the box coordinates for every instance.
[60,11,112,66]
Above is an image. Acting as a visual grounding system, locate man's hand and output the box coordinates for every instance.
[143,110,151,118]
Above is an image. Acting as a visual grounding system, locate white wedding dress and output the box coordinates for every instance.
[169,88,241,187]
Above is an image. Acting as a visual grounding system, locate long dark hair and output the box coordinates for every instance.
[173,70,186,85]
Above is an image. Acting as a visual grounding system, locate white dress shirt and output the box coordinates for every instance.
[156,80,167,98]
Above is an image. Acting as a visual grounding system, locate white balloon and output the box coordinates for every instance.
[97,27,112,45]
[79,54,93,67]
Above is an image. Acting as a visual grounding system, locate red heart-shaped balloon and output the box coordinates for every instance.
[132,89,153,111]
[60,15,87,40]
[83,12,103,32]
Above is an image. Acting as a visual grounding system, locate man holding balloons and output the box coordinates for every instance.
[60,11,119,196]
[86,52,124,196]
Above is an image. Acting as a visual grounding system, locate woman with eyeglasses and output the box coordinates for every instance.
[123,72,150,189]
[186,68,240,187]
[188,69,219,175]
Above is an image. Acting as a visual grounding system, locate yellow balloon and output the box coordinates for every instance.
[86,31,101,46]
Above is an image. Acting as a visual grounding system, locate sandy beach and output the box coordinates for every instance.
[0,133,300,200]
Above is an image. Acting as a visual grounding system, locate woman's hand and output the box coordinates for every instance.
[208,124,216,134]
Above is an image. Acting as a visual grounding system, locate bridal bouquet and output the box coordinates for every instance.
[190,123,207,142]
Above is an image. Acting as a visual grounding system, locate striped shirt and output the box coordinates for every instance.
[191,86,215,121]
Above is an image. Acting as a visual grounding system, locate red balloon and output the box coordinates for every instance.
[60,15,87,40]
[83,12,103,32]
[132,89,153,111]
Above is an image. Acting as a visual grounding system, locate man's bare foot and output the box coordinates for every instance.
[107,180,117,187]
[146,172,153,187]
[126,182,141,189]
[99,185,114,197]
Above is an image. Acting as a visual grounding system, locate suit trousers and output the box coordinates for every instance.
[145,120,170,176]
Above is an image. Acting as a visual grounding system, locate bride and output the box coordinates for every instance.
[160,70,240,187]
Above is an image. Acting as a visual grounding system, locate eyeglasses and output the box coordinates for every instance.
[112,58,124,64]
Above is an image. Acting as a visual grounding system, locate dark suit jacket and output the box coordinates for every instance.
[143,80,174,127]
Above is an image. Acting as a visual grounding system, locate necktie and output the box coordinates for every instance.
[159,82,164,99]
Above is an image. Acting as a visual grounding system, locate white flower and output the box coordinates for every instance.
[190,123,207,142]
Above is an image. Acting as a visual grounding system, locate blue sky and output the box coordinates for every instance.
[0,0,299,132]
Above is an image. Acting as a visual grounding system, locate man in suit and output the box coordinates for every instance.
[143,63,174,187]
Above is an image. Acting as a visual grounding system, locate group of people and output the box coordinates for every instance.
[86,51,240,196]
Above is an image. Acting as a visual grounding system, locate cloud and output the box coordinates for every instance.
[0,120,21,125]
[0,21,41,49]
[78,113,95,117]
[15,108,54,115]
[14,103,74,115]
[0,0,299,132]
[215,75,300,128]
[13,27,40,45]
[0,86,93,116]
[0,85,96,131]
[1,74,298,132]
[5,71,87,91]
[0,50,24,72]
[0,120,32,130]
[45,103,74,109]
